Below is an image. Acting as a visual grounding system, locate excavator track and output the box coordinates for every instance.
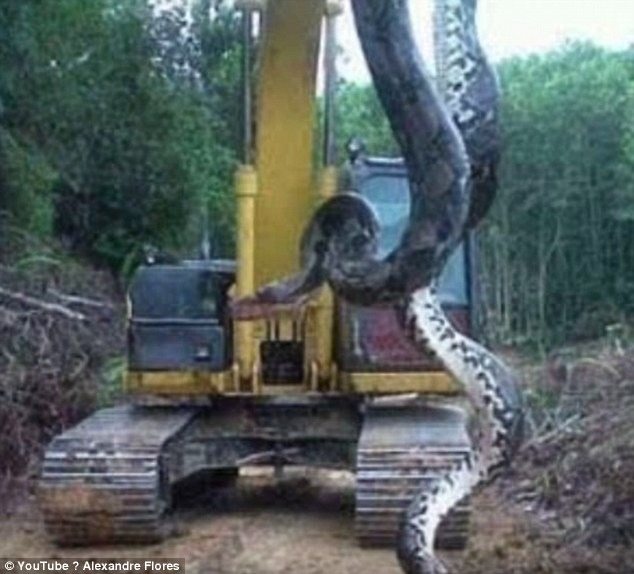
[355,403,472,550]
[39,406,196,546]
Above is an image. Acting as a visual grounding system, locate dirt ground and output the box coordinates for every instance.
[0,468,551,574]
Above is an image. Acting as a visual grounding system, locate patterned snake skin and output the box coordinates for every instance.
[232,1,523,572]
[397,284,523,574]
[434,0,501,229]
[394,3,521,573]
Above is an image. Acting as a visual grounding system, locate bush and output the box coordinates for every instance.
[0,229,125,506]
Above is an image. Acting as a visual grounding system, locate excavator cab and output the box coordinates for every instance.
[338,153,475,376]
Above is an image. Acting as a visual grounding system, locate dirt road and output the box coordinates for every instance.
[0,468,545,574]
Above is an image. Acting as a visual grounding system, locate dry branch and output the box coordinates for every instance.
[47,287,115,310]
[528,413,582,447]
[0,286,87,321]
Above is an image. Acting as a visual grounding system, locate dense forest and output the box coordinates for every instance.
[337,45,634,349]
[0,0,241,270]
[1,0,633,349]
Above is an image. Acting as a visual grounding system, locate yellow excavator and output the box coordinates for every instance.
[39,0,475,551]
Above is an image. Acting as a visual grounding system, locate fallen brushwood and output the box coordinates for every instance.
[0,286,87,321]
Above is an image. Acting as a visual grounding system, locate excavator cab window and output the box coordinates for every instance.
[361,173,469,305]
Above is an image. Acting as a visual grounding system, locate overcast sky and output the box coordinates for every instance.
[337,0,634,83]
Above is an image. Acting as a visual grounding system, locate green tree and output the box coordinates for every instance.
[481,42,634,347]
[330,43,634,348]
[0,0,241,268]
[336,80,398,156]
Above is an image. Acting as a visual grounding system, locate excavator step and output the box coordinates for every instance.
[39,406,196,546]
[355,403,472,550]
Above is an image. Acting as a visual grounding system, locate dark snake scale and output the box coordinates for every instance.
[234,1,524,572]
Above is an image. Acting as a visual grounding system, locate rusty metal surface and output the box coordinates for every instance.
[39,406,196,546]
[355,403,472,549]
[168,398,362,482]
[337,303,471,373]
[188,398,361,440]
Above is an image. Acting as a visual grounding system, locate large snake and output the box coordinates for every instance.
[232,1,523,573]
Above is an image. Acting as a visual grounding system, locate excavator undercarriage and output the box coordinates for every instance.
[40,399,470,549]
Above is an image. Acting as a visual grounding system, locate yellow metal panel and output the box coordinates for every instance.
[253,0,324,287]
[125,369,460,396]
[313,167,338,380]
[234,165,258,379]
[338,371,461,395]
[126,370,233,395]
[260,384,307,395]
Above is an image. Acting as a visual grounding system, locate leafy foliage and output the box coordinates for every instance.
[327,43,634,348]
[482,43,634,347]
[0,0,240,270]
[336,80,398,156]
[0,129,56,237]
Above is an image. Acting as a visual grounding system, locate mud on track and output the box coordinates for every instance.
[0,468,548,574]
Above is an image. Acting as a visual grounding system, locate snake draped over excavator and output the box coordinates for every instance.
[35,0,522,570]
[233,0,524,573]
